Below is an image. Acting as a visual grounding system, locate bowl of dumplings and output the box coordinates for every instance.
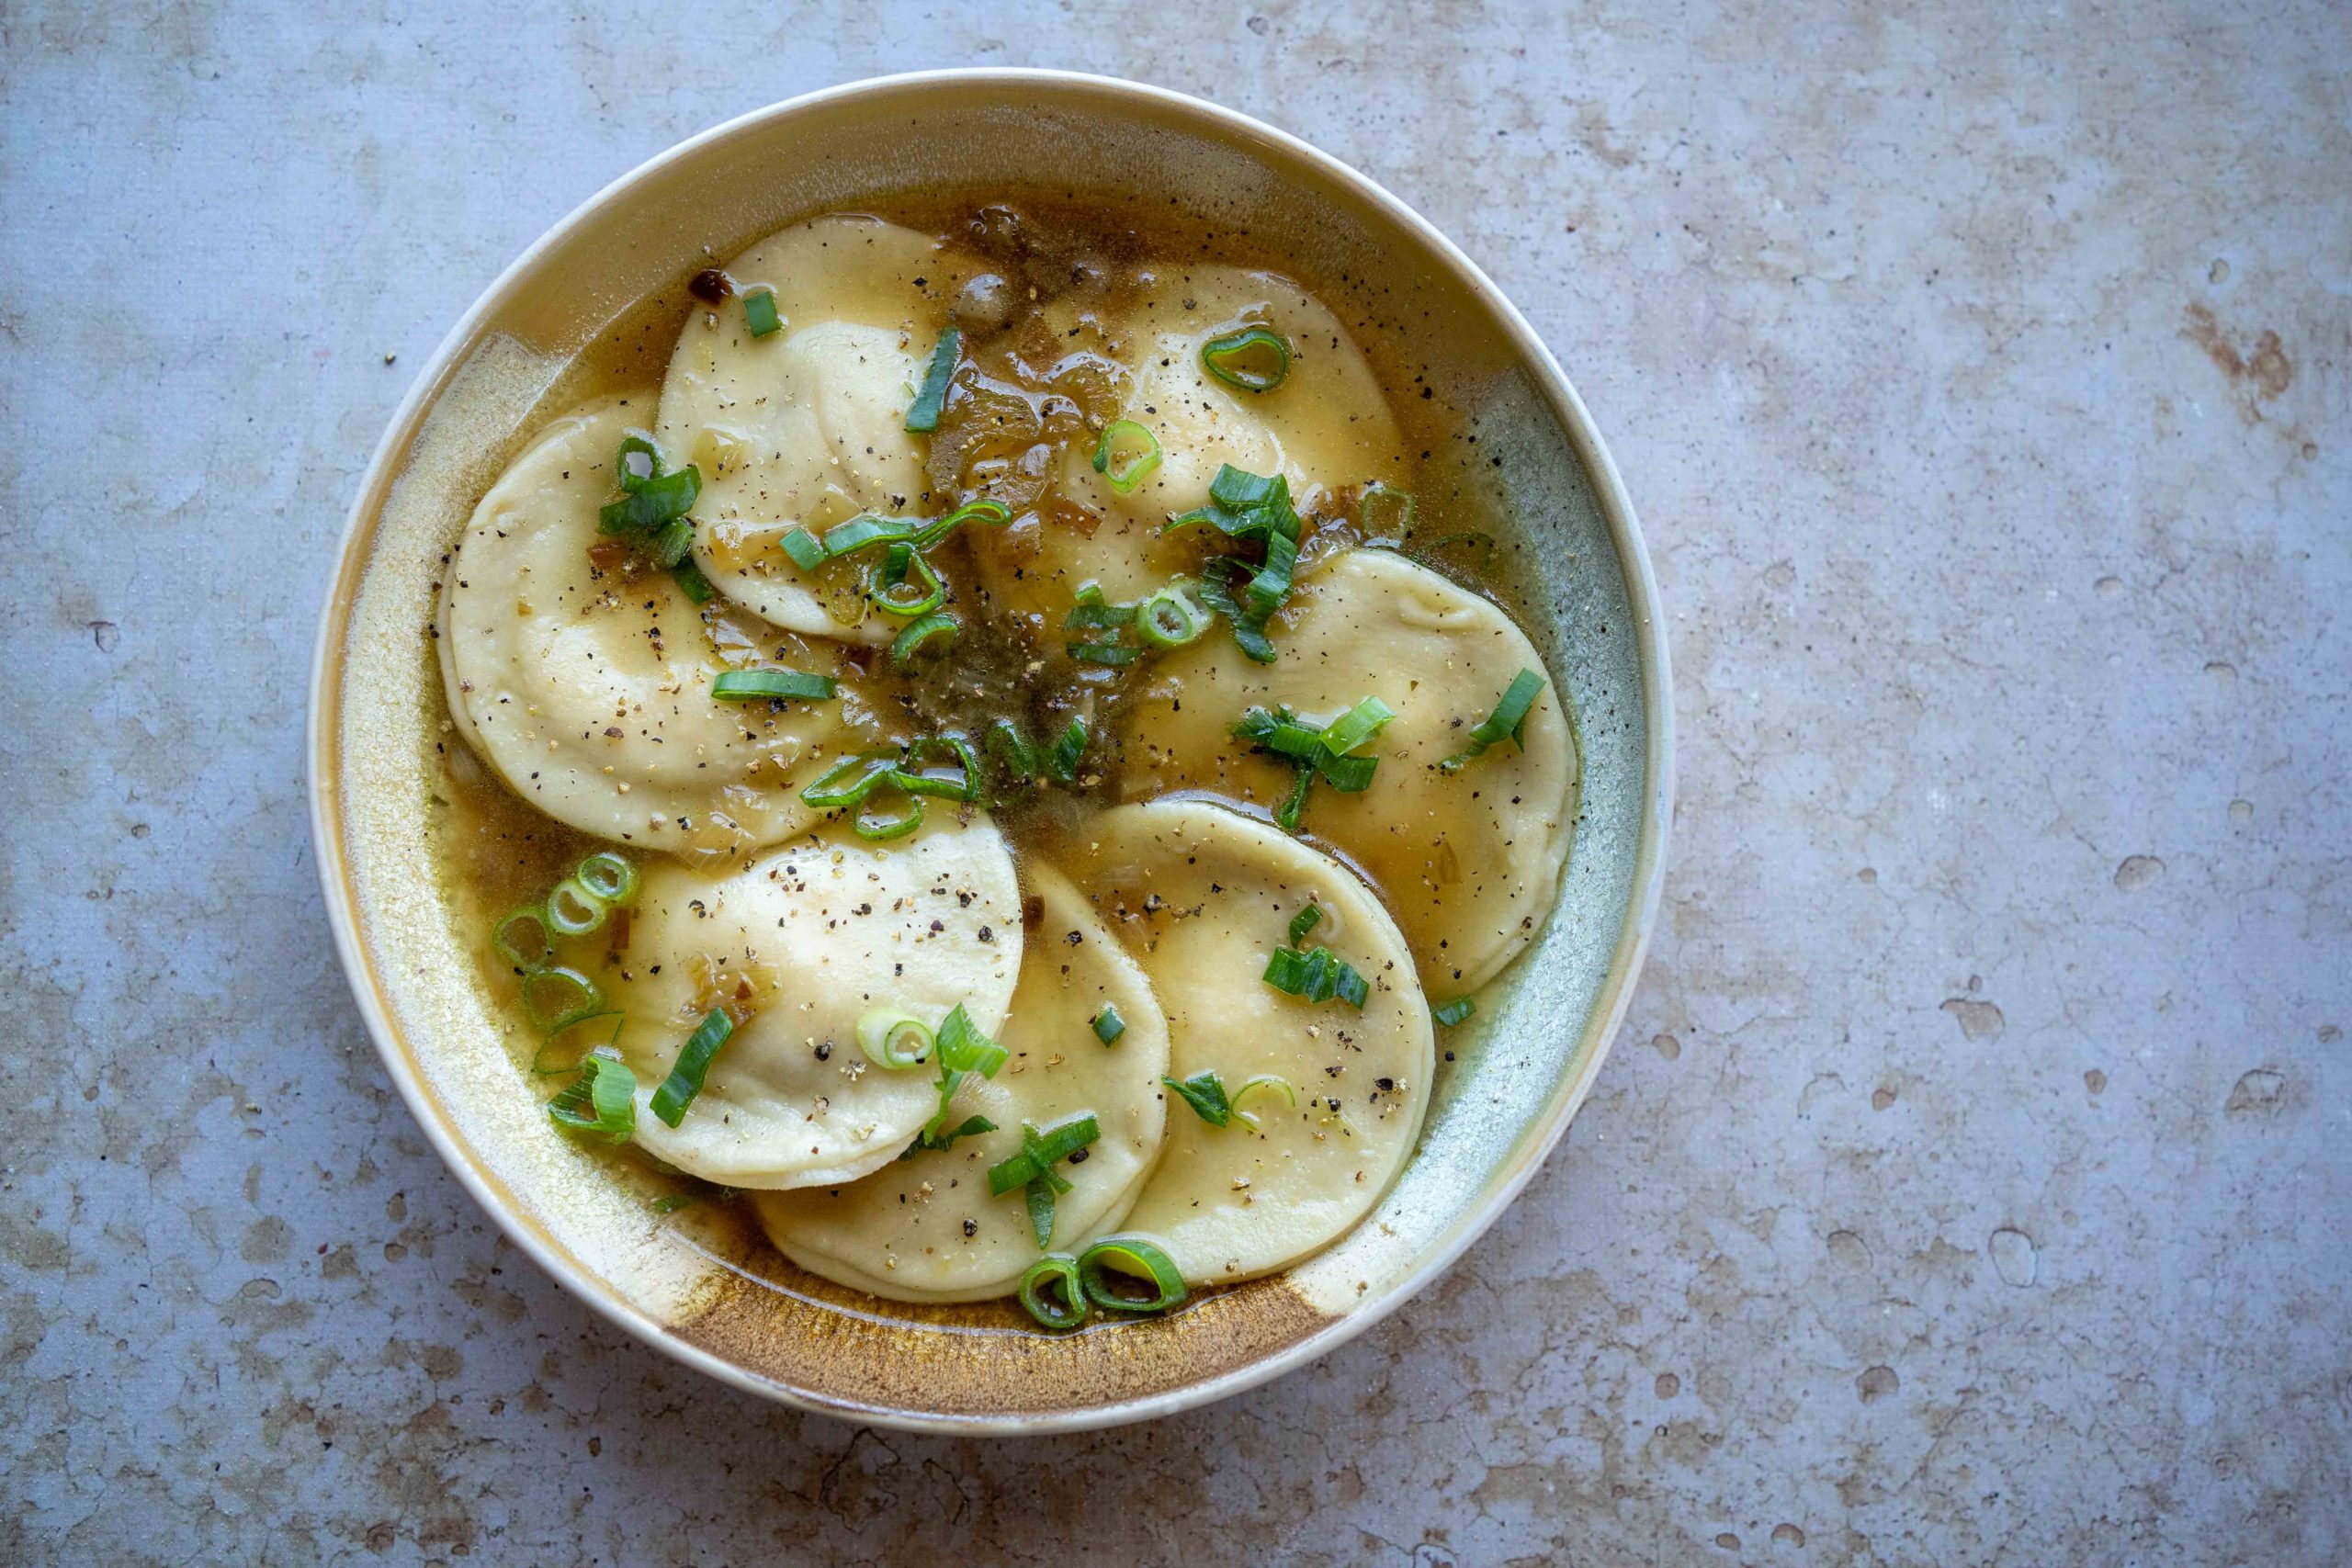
[310,70,1669,1431]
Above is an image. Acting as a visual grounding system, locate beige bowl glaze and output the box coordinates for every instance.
[307,70,1671,1434]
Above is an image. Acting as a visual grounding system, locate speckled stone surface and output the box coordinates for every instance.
[4,3,2346,1563]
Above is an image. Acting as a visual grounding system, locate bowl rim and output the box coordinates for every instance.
[306,66,1673,1436]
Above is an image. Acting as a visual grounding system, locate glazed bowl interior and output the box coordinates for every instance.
[311,71,1668,1434]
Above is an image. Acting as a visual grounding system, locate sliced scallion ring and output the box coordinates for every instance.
[893,735,979,801]
[575,852,639,908]
[1136,582,1211,649]
[868,547,945,617]
[1091,420,1163,493]
[1287,904,1324,947]
[1076,1235,1187,1313]
[531,1009,624,1077]
[493,904,554,970]
[522,966,602,1032]
[904,326,961,433]
[1047,715,1090,784]
[856,1009,935,1069]
[890,609,961,670]
[1319,695,1396,757]
[801,750,900,810]
[1018,1254,1090,1331]
[779,526,828,571]
[1357,481,1416,544]
[545,876,609,937]
[650,1008,736,1128]
[983,717,1039,801]
[1442,670,1547,772]
[912,497,1011,551]
[853,792,926,840]
[548,1053,637,1144]
[1432,997,1476,1028]
[1230,1073,1296,1130]
[741,286,782,338]
[671,558,715,604]
[712,668,838,703]
[1091,1005,1125,1046]
[615,433,661,493]
[1200,325,1291,392]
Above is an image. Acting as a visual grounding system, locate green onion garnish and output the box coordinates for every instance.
[671,559,715,605]
[1076,1235,1187,1313]
[1068,640,1143,667]
[1018,1254,1090,1330]
[531,1009,624,1077]
[1356,481,1415,544]
[650,1008,736,1128]
[494,904,554,970]
[598,464,700,537]
[904,326,961,433]
[616,432,661,492]
[1136,582,1211,648]
[1047,716,1090,784]
[545,875,608,937]
[983,717,1039,803]
[821,513,919,558]
[574,852,638,907]
[912,497,1011,551]
[988,1114,1102,1247]
[801,750,899,810]
[1229,1073,1296,1130]
[922,1004,1009,1143]
[1091,420,1163,493]
[1442,670,1547,771]
[892,734,978,801]
[741,286,781,338]
[779,527,828,571]
[856,1008,934,1070]
[890,609,960,669]
[1200,325,1291,392]
[899,1113,996,1160]
[1432,997,1476,1028]
[1273,762,1314,833]
[1287,904,1324,947]
[853,792,926,840]
[548,1053,636,1144]
[1091,1006,1125,1046]
[1320,695,1396,756]
[1261,944,1371,1008]
[1065,581,1138,629]
[1234,698,1395,829]
[650,516,695,570]
[1196,559,1277,663]
[1161,1071,1232,1128]
[712,668,837,704]
[1244,527,1297,620]
[521,965,602,1032]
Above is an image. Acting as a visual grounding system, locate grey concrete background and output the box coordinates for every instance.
[3,1,2346,1562]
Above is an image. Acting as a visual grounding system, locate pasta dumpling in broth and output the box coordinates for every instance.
[436,394,853,853]
[752,863,1170,1301]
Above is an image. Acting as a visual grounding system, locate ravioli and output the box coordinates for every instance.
[971,265,1405,622]
[656,215,968,641]
[752,863,1170,1300]
[1118,549,1577,994]
[437,394,854,852]
[611,816,1023,1189]
[1060,799,1433,1285]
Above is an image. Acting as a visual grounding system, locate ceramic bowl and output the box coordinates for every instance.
[307,69,1670,1434]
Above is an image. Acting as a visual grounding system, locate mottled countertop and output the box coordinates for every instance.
[4,3,2346,1563]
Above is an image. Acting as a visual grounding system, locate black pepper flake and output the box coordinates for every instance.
[977,926,994,943]
[962,1218,978,1236]
[815,1042,831,1061]
[1068,1147,1089,1164]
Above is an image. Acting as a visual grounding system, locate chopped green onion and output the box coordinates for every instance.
[779,527,828,570]
[1091,420,1163,493]
[598,464,700,536]
[1244,527,1297,619]
[986,1114,1103,1197]
[1018,1255,1090,1330]
[1196,558,1277,663]
[899,1113,997,1159]
[821,513,921,559]
[1211,466,1286,510]
[922,1004,1009,1141]
[1161,1071,1232,1128]
[1064,581,1138,629]
[1135,582,1212,648]
[548,1053,636,1144]
[741,286,781,338]
[545,875,608,937]
[912,497,1011,551]
[575,852,638,907]
[1432,997,1477,1028]
[1023,1182,1057,1248]
[890,609,960,670]
[712,668,838,703]
[1356,481,1415,542]
[1315,750,1378,794]
[1200,325,1291,392]
[856,1008,934,1069]
[650,516,695,570]
[531,1009,623,1077]
[904,326,961,433]
[493,904,554,970]
[892,734,978,801]
[650,1008,736,1128]
[1230,1073,1296,1130]
[1077,1235,1187,1313]
[868,538,937,619]
[983,717,1039,802]
[1091,1006,1125,1046]
[1287,905,1324,947]
[1261,946,1370,1009]
[1047,716,1090,784]
[671,559,715,604]
[1273,761,1313,833]
[801,750,899,809]
[853,792,925,840]
[521,965,602,1032]
[616,432,661,492]
[1320,696,1396,756]
[1068,640,1143,667]
[1442,670,1547,771]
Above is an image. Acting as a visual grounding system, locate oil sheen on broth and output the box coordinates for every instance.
[427,197,1579,1330]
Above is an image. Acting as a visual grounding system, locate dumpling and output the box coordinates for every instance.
[608,815,1023,1189]
[1117,549,1577,995]
[657,215,960,642]
[437,394,855,852]
[752,863,1170,1301]
[971,265,1405,620]
[1059,799,1433,1285]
